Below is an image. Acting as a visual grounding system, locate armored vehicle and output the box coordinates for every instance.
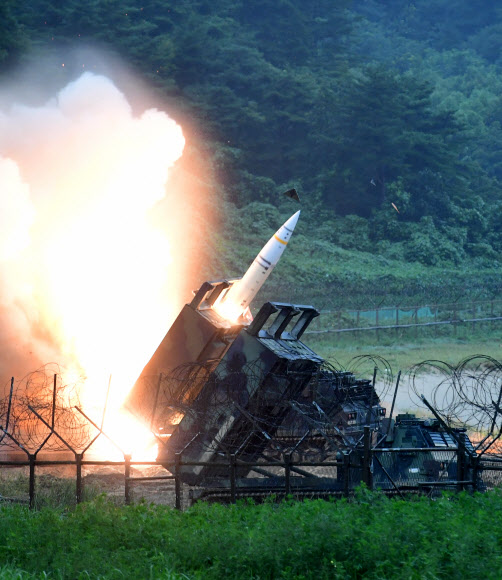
[373,413,482,492]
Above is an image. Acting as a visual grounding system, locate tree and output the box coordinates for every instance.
[326,66,466,217]
[0,1,28,70]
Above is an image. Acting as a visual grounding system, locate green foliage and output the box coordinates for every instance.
[0,472,103,510]
[0,1,28,70]
[329,67,467,218]
[403,217,465,266]
[5,0,502,292]
[330,215,373,252]
[355,1,498,52]
[1,490,502,578]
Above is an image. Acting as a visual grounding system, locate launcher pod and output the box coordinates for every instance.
[125,280,245,429]
[158,302,322,485]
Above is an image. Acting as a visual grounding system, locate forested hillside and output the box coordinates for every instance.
[3,0,502,307]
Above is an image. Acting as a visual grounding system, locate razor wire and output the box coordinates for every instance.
[149,357,387,461]
[0,351,394,461]
[0,364,97,454]
[409,355,502,455]
[4,354,502,463]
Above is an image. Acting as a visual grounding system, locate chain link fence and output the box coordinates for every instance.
[303,299,502,338]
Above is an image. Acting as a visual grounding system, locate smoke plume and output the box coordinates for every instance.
[0,71,187,389]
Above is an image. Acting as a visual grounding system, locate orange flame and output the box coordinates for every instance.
[0,72,196,459]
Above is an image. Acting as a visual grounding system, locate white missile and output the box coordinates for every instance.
[215,210,300,322]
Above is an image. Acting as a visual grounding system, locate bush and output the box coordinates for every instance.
[404,217,465,265]
[1,489,502,578]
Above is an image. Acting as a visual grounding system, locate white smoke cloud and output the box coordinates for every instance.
[0,72,186,385]
[0,157,34,261]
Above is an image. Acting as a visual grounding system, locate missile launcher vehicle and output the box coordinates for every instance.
[124,209,481,497]
[126,289,386,492]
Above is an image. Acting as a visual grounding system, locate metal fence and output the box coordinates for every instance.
[2,429,501,510]
[304,299,502,338]
[2,363,502,509]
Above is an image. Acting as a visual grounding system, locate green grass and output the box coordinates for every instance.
[306,332,502,375]
[215,209,502,308]
[0,472,103,510]
[213,207,502,309]
[0,489,502,579]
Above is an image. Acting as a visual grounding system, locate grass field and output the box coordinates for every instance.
[307,332,502,374]
[0,489,501,579]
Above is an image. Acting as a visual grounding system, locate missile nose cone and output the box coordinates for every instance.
[273,210,300,246]
[284,210,300,232]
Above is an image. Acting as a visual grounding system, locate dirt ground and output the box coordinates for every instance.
[84,464,181,506]
[0,462,188,508]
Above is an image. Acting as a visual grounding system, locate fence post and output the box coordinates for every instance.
[230,454,236,504]
[457,445,465,492]
[395,307,399,337]
[29,454,36,510]
[285,453,291,496]
[376,308,379,342]
[343,452,350,496]
[175,453,182,510]
[362,426,372,490]
[471,456,479,493]
[472,302,476,333]
[76,453,83,504]
[124,454,131,505]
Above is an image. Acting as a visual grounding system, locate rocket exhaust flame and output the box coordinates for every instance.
[0,71,189,459]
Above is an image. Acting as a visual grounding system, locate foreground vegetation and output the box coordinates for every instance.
[0,489,500,579]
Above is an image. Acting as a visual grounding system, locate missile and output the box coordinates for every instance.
[215,210,300,322]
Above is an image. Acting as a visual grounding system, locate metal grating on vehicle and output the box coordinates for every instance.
[429,432,456,447]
